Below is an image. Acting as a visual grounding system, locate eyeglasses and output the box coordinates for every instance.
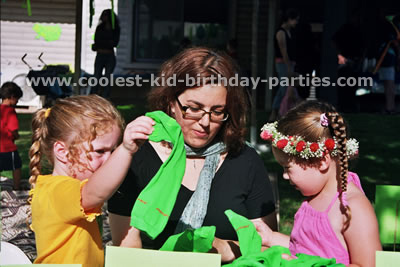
[175,97,229,122]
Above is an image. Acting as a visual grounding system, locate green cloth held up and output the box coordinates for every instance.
[160,226,216,252]
[223,246,345,267]
[130,111,186,239]
[224,209,262,256]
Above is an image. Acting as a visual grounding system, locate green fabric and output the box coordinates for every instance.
[223,246,290,267]
[224,209,262,256]
[223,246,345,267]
[96,215,103,236]
[283,253,345,267]
[160,226,216,252]
[130,111,186,239]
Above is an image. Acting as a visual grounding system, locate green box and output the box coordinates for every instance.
[375,185,400,245]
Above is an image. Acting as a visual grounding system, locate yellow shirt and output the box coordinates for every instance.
[30,175,103,267]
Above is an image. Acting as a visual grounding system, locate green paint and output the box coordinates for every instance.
[89,0,95,28]
[26,0,31,16]
[33,24,62,42]
[111,0,115,29]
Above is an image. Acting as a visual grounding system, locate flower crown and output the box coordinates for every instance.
[260,122,359,159]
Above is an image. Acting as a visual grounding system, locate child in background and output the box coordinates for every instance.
[0,82,23,190]
[28,95,154,267]
[258,101,381,266]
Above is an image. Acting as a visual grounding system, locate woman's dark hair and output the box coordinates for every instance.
[282,8,299,23]
[98,9,120,31]
[147,47,249,155]
[0,81,23,99]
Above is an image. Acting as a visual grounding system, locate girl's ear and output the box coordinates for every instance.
[319,151,331,172]
[53,141,69,163]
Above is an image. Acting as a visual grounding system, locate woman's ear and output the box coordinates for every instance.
[53,141,69,164]
[319,151,331,172]
[169,102,176,116]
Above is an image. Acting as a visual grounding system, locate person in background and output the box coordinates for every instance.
[91,9,120,98]
[108,47,277,263]
[258,101,381,266]
[375,13,400,114]
[332,9,366,113]
[269,9,299,122]
[0,82,23,190]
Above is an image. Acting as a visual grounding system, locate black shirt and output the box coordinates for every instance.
[274,27,295,60]
[94,25,120,50]
[108,142,276,249]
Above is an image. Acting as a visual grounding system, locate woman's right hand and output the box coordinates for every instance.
[122,116,155,155]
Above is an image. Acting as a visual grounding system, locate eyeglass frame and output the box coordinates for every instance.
[175,96,229,122]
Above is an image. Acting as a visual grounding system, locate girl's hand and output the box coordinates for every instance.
[122,116,155,154]
[253,220,273,247]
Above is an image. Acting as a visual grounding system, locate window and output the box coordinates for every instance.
[132,0,184,62]
[131,0,229,63]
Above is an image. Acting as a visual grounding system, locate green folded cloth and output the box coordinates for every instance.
[160,226,216,252]
[130,111,186,239]
[223,246,290,267]
[224,209,262,256]
[223,246,345,267]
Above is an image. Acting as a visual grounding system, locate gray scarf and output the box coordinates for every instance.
[174,141,226,233]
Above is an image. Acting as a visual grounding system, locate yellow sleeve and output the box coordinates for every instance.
[48,177,102,223]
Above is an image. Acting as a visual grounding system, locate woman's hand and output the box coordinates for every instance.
[209,237,241,263]
[122,116,155,154]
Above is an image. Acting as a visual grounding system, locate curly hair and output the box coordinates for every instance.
[147,47,249,155]
[29,95,124,188]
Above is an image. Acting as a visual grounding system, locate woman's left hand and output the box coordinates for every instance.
[209,237,241,263]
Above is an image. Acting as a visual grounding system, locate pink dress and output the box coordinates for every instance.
[289,172,364,265]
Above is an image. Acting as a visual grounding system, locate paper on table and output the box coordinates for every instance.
[375,251,400,267]
[105,246,221,267]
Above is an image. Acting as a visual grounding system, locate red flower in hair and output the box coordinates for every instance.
[310,143,319,152]
[260,130,273,140]
[325,138,335,151]
[277,139,289,149]
[296,141,306,152]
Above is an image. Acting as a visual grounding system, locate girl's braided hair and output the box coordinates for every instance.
[277,101,352,229]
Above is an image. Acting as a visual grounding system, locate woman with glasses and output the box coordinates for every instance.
[107,47,277,262]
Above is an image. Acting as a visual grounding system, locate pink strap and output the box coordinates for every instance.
[325,192,340,213]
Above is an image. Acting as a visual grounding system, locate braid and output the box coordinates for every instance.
[327,111,352,230]
[29,109,48,188]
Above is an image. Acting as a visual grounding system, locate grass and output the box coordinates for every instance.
[3,106,400,240]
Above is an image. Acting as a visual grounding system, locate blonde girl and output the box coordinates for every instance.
[28,95,154,267]
[257,101,381,267]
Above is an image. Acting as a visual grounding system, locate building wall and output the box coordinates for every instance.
[0,0,122,85]
[0,0,76,83]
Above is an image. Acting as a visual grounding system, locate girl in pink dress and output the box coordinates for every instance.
[258,101,381,266]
